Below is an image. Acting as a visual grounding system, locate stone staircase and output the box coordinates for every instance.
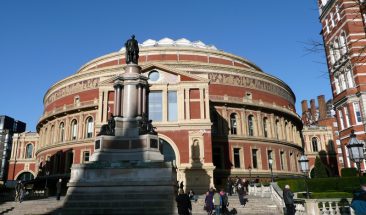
[0,194,282,215]
[191,194,282,215]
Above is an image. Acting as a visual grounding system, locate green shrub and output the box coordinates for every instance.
[313,157,328,178]
[262,182,270,186]
[278,176,366,193]
[341,168,357,177]
[310,192,352,199]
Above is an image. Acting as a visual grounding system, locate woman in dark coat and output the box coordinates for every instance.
[176,189,192,215]
[204,188,214,215]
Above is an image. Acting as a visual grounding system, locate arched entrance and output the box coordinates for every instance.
[159,138,176,162]
[17,172,34,181]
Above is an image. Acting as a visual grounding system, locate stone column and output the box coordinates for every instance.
[142,86,147,115]
[113,82,123,117]
[137,84,142,116]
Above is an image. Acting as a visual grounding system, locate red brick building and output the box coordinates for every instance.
[318,0,366,173]
[301,95,341,176]
[7,38,304,189]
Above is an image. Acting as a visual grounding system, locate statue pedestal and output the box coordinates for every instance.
[91,134,164,162]
[64,161,176,214]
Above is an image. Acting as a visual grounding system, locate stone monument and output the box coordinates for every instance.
[62,35,176,215]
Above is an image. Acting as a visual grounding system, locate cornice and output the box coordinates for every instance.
[76,46,263,74]
[319,0,336,20]
[213,135,303,150]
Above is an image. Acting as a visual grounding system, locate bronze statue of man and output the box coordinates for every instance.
[125,35,139,64]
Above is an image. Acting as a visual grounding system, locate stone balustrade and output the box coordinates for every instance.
[268,183,356,215]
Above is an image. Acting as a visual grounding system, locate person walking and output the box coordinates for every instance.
[351,183,366,215]
[220,188,229,215]
[226,178,233,196]
[237,179,246,207]
[56,179,62,200]
[213,189,222,215]
[15,180,24,203]
[204,188,214,215]
[176,189,192,215]
[283,185,295,215]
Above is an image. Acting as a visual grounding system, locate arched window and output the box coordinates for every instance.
[43,128,47,147]
[263,117,268,138]
[285,122,288,140]
[59,122,65,142]
[275,119,280,139]
[312,137,319,152]
[25,144,33,159]
[230,113,237,135]
[71,119,78,140]
[50,125,55,144]
[86,117,94,138]
[248,115,254,136]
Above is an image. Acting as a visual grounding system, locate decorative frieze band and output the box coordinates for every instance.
[208,73,294,104]
[45,78,100,105]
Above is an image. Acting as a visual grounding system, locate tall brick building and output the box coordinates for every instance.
[318,0,366,173]
[7,38,304,190]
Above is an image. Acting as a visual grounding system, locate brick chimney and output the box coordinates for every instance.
[301,100,308,114]
[310,99,317,120]
[318,95,326,120]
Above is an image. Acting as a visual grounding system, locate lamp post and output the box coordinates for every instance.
[269,157,274,182]
[45,157,50,197]
[346,130,365,181]
[298,154,310,199]
[248,166,252,185]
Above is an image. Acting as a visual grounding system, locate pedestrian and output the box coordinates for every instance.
[226,178,233,196]
[188,189,197,202]
[237,179,246,207]
[283,185,295,215]
[204,188,214,215]
[176,189,192,215]
[15,180,24,203]
[56,178,62,200]
[220,188,229,215]
[351,183,366,215]
[213,189,222,215]
[180,181,184,190]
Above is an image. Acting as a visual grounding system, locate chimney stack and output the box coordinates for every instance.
[301,100,308,114]
[318,95,326,120]
[310,99,317,120]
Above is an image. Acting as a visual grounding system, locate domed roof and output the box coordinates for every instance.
[119,37,218,52]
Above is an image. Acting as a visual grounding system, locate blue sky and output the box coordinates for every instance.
[0,1,329,131]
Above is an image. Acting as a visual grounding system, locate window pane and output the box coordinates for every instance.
[149,91,162,121]
[234,148,241,168]
[168,91,177,121]
[252,149,258,168]
[87,118,93,138]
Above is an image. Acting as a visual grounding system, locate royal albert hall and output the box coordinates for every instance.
[8,38,304,190]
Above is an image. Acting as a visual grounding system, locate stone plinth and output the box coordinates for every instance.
[64,161,176,215]
[91,134,163,162]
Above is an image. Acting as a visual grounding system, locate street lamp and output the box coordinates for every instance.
[45,157,50,197]
[298,154,310,199]
[346,130,365,178]
[268,157,274,182]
